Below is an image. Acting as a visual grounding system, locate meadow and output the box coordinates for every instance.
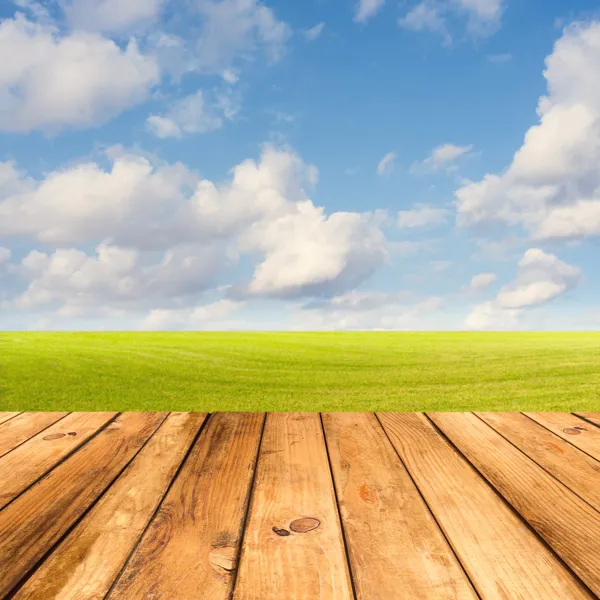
[0,332,599,412]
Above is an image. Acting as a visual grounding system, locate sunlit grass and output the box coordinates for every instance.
[1,332,599,412]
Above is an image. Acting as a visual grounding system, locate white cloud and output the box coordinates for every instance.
[140,299,244,330]
[399,0,503,41]
[238,207,388,298]
[13,243,221,315]
[355,0,385,23]
[468,272,497,291]
[304,22,325,41]
[411,143,472,173]
[222,68,240,83]
[146,90,239,138]
[377,152,397,176]
[297,292,443,330]
[192,0,291,72]
[398,1,449,43]
[465,249,580,328]
[1,145,390,314]
[397,204,449,228]
[60,0,167,34]
[456,21,600,241]
[0,15,159,132]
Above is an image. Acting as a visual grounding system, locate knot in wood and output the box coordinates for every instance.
[289,517,320,533]
[43,433,66,441]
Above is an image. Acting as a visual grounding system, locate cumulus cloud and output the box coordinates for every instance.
[1,145,390,315]
[465,249,580,329]
[411,143,473,173]
[13,243,221,315]
[238,207,388,298]
[399,0,503,41]
[355,0,385,23]
[146,89,240,138]
[456,21,600,241]
[377,152,397,176]
[0,14,159,132]
[397,204,449,228]
[60,0,167,34]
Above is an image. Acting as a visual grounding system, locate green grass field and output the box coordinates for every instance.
[1,332,599,412]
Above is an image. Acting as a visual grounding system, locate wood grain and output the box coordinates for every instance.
[429,411,600,597]
[0,412,117,510]
[322,412,477,600]
[478,412,600,512]
[107,412,265,600]
[0,412,21,425]
[13,412,207,600]
[574,413,600,428]
[0,412,69,457]
[233,413,354,600]
[525,412,600,461]
[0,412,166,598]
[379,412,592,600]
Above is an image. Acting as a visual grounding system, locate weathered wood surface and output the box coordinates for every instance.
[323,412,477,600]
[0,412,69,457]
[0,412,598,599]
[108,412,265,600]
[14,412,207,600]
[233,413,354,600]
[381,412,594,600]
[429,411,600,597]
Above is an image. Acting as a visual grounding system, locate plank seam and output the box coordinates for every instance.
[521,413,600,464]
[104,412,212,600]
[572,414,600,431]
[0,412,72,460]
[228,412,268,600]
[0,413,23,426]
[480,413,600,512]
[319,413,359,600]
[3,412,171,600]
[425,412,599,599]
[0,412,121,515]
[375,413,483,600]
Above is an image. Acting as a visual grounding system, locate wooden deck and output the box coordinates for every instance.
[0,412,599,599]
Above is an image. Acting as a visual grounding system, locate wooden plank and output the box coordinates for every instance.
[322,412,477,600]
[379,412,592,600]
[0,412,118,510]
[574,413,600,428]
[0,412,69,457]
[233,413,354,600]
[0,412,21,425]
[525,412,600,461]
[478,412,600,512]
[107,413,264,600]
[13,412,208,600]
[0,412,166,598]
[429,412,600,597]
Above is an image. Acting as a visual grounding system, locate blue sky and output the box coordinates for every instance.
[1,0,599,330]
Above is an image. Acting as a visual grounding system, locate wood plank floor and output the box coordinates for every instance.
[0,412,599,599]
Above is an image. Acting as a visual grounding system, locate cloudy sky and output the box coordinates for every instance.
[1,0,599,330]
